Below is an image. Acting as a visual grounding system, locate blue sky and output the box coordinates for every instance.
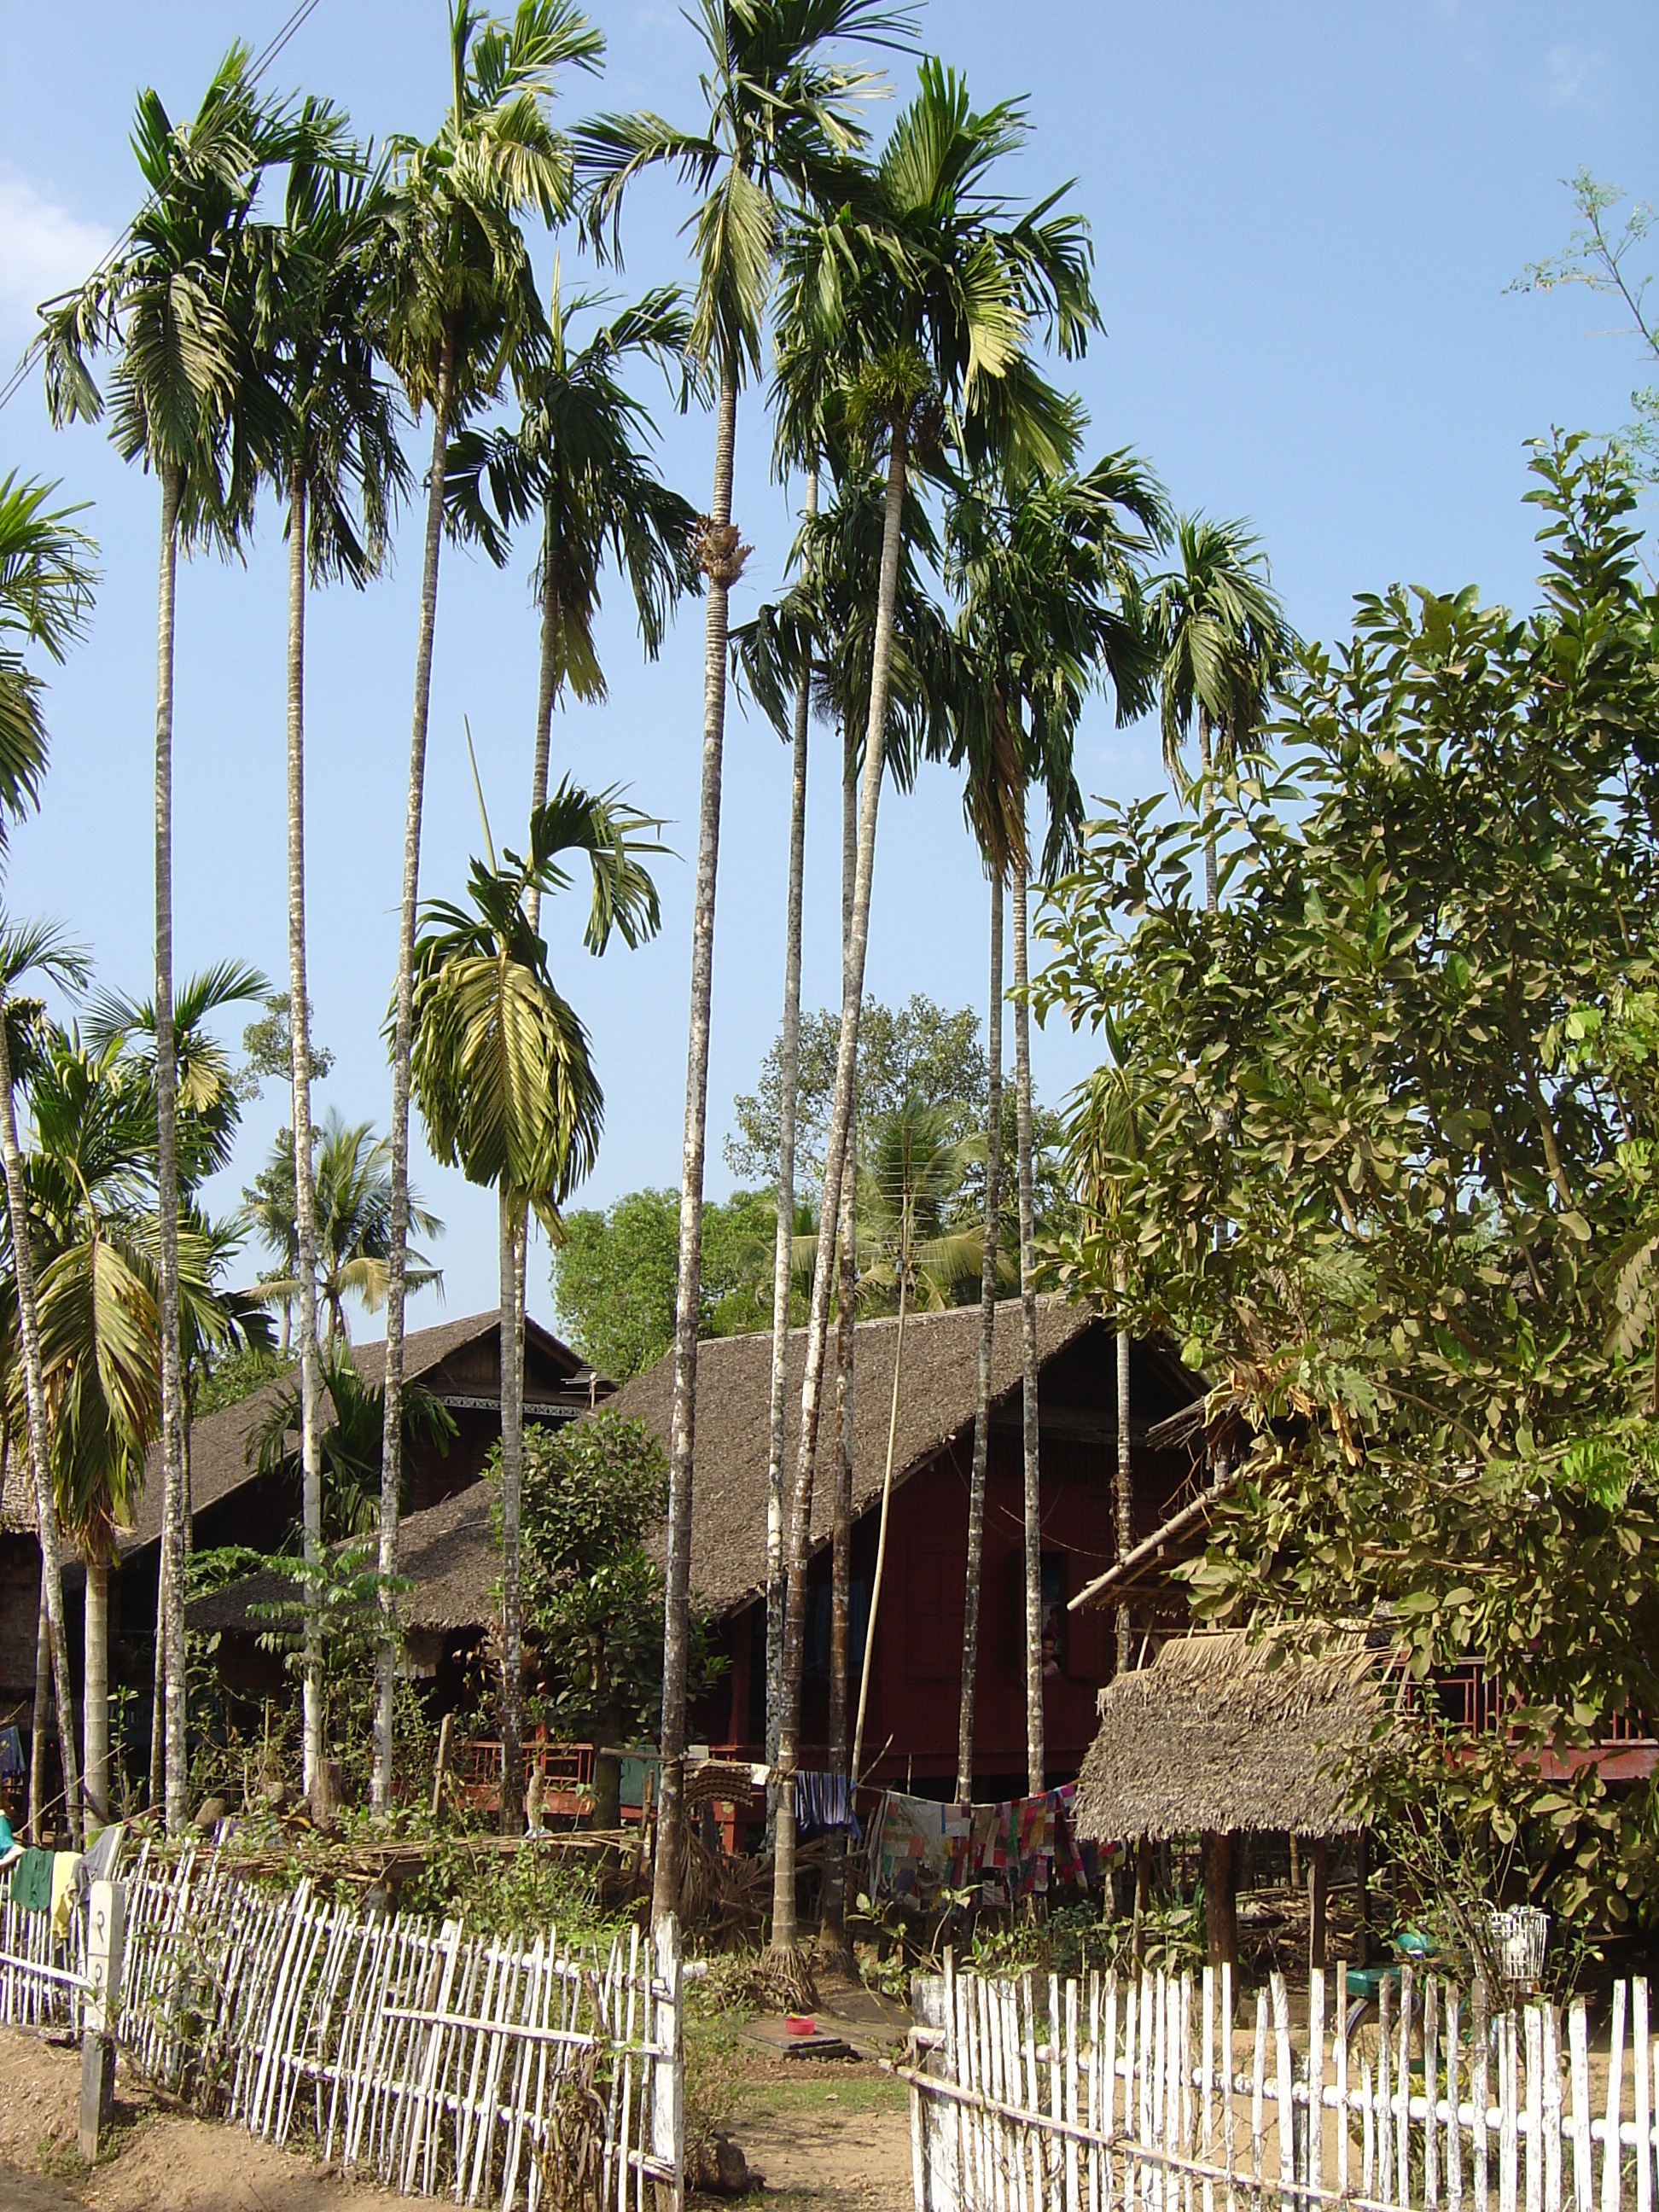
[0,0,1653,1332]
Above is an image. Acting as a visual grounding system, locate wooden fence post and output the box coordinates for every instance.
[653,1911,684,2210]
[78,1877,125,2163]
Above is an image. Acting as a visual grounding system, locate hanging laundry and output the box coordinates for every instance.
[49,1849,81,1938]
[0,1724,24,1779]
[794,1772,860,1840]
[10,1846,53,1914]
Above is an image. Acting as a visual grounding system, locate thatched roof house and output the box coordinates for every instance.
[1072,1628,1390,1843]
[189,1477,499,1666]
[614,1295,1197,1619]
[119,1309,602,1563]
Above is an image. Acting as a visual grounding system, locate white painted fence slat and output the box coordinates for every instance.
[903,1962,1659,2212]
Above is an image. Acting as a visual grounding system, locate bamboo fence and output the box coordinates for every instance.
[0,1841,684,2209]
[902,1959,1659,2212]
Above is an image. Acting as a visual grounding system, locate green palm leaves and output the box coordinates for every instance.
[382,0,602,421]
[0,475,97,840]
[410,783,662,1220]
[579,0,915,383]
[1150,513,1297,793]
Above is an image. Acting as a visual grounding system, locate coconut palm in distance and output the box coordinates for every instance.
[448,274,695,1828]
[29,1036,164,1831]
[0,928,92,1846]
[84,954,269,1811]
[765,60,1098,1955]
[251,1112,444,1350]
[0,471,96,1842]
[579,0,917,1924]
[409,781,660,1829]
[257,114,408,1799]
[946,450,1166,1795]
[42,49,295,1831]
[1148,515,1295,911]
[373,0,602,1812]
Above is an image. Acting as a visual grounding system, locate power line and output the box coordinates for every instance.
[0,0,327,417]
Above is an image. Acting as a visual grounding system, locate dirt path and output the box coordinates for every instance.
[0,2025,383,2210]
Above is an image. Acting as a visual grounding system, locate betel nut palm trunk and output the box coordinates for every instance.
[1115,1251,1133,1674]
[771,409,911,1953]
[376,329,455,1813]
[83,1550,110,1827]
[154,458,191,1837]
[955,864,1004,1801]
[819,727,858,1951]
[0,1002,82,1845]
[495,555,568,1839]
[1010,843,1045,1799]
[286,463,328,1797]
[656,368,742,1924]
[764,463,817,1784]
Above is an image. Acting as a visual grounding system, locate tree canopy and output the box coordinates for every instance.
[1038,436,1659,1924]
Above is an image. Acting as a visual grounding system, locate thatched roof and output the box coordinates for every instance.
[119,1309,594,1557]
[615,1295,1102,1619]
[1072,1629,1390,1842]
[189,1476,498,1639]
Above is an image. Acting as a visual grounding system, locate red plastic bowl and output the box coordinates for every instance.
[784,2015,817,2037]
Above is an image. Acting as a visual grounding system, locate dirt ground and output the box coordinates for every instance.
[712,2047,912,2210]
[0,2023,405,2210]
[0,2013,917,2212]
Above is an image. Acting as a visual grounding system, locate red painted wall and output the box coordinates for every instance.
[701,1423,1191,1797]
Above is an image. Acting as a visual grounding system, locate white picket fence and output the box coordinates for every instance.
[0,1842,684,2209]
[903,1959,1659,2212]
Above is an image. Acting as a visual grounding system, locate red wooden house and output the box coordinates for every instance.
[613,1295,1204,1800]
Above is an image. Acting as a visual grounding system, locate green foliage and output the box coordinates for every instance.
[233,992,335,1103]
[1037,435,1659,1930]
[192,1342,291,1418]
[508,1412,725,1743]
[1513,170,1657,480]
[550,1185,795,1378]
[727,992,988,1185]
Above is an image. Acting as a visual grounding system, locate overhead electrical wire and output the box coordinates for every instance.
[0,0,327,416]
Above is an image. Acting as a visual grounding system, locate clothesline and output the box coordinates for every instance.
[866,1782,1107,1907]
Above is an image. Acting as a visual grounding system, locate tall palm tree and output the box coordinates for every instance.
[42,49,294,1832]
[409,782,660,1827]
[946,451,1164,1793]
[0,930,91,1847]
[257,115,408,1800]
[253,1113,444,1348]
[1148,515,1295,911]
[766,61,1097,1953]
[85,956,266,1810]
[734,445,953,1802]
[0,472,96,1844]
[579,0,914,1924]
[448,274,695,1819]
[27,1037,162,1830]
[373,0,603,1813]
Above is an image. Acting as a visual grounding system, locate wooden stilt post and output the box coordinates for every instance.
[1204,1832,1237,1970]
[1308,1837,1328,1976]
[1133,1837,1151,1967]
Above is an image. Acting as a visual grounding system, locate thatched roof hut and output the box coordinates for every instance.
[1072,1628,1390,1843]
